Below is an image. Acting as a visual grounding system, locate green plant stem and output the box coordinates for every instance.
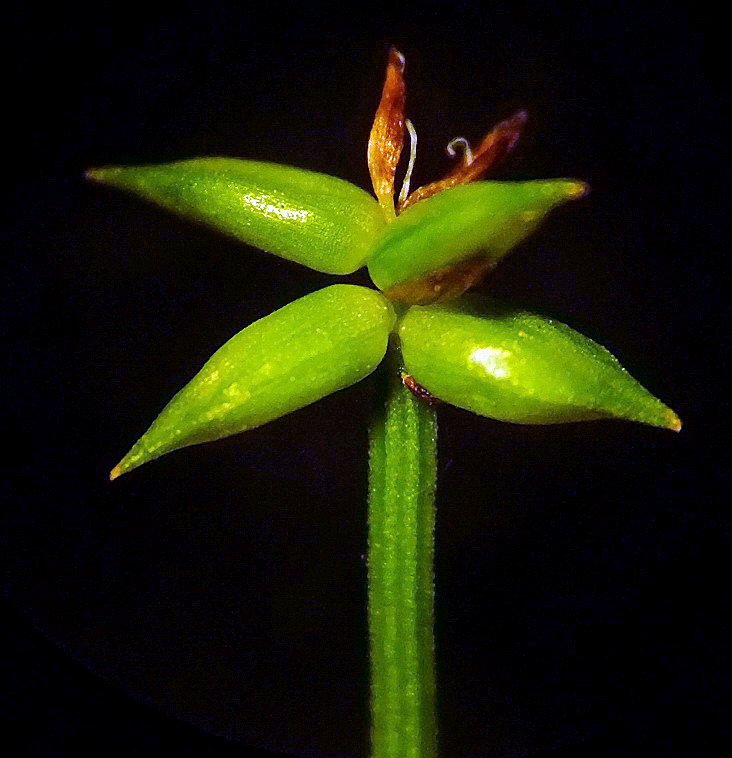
[368,345,438,757]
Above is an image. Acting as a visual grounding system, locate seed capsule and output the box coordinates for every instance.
[111,285,396,479]
[398,299,681,430]
[367,180,588,303]
[87,159,386,275]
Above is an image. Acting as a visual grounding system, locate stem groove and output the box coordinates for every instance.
[368,347,438,757]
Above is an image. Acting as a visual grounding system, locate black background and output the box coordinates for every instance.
[3,2,725,756]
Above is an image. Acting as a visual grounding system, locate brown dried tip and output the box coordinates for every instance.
[401,373,441,406]
[368,47,407,219]
[400,110,528,211]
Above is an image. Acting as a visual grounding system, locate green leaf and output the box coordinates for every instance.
[367,180,588,302]
[111,285,396,479]
[398,299,681,430]
[87,159,386,275]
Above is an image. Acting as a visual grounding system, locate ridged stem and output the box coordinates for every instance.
[367,345,438,757]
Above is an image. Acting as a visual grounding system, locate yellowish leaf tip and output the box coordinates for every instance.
[85,166,121,183]
[567,180,591,199]
[666,410,683,433]
[109,464,123,481]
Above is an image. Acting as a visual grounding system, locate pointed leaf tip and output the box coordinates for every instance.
[666,410,682,432]
[109,464,123,481]
[85,166,121,183]
[566,180,590,199]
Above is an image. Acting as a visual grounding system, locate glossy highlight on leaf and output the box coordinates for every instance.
[398,299,681,430]
[87,159,386,275]
[110,285,396,479]
[367,179,588,303]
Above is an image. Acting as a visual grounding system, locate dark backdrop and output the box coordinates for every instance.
[3,2,724,756]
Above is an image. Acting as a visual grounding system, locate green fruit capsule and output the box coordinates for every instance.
[87,159,386,275]
[398,299,681,430]
[367,180,588,303]
[111,285,396,479]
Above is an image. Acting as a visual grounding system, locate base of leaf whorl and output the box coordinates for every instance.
[384,257,495,305]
